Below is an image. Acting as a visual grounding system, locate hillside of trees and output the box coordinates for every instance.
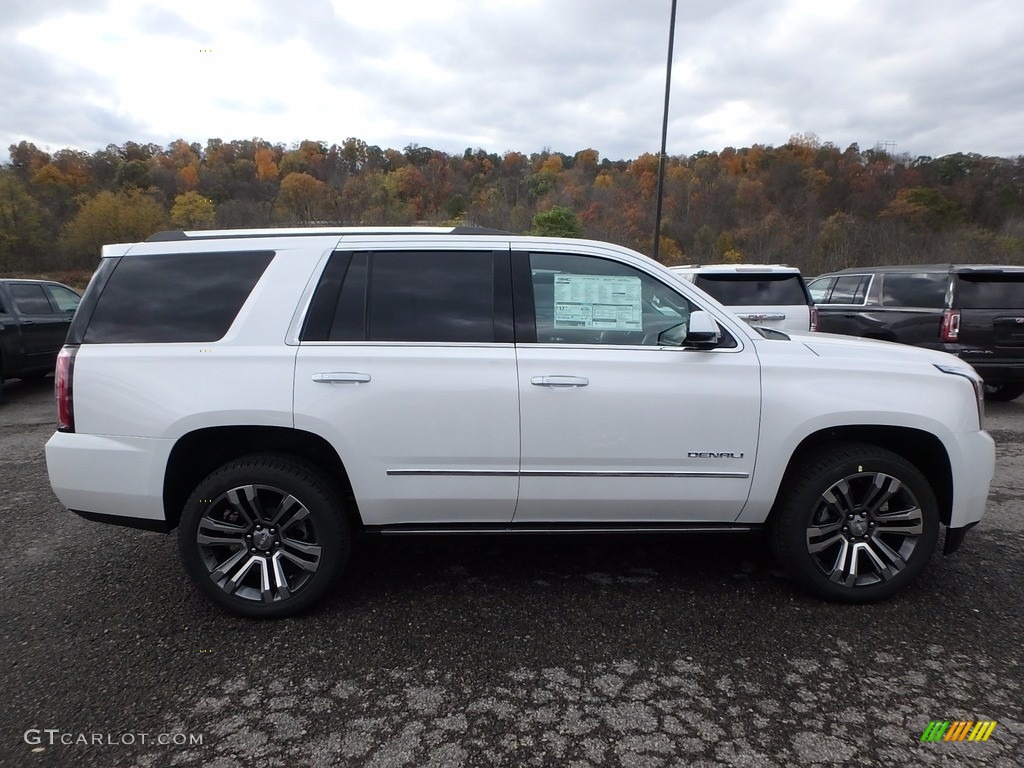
[2,134,1023,284]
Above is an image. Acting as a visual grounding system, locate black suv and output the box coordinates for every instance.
[0,279,81,399]
[808,265,1024,400]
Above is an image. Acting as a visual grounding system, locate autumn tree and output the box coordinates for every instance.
[60,189,167,266]
[171,191,216,229]
[0,170,49,270]
[276,172,328,223]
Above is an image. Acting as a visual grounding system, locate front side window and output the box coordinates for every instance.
[529,253,695,346]
[45,284,82,313]
[824,274,872,304]
[806,277,833,304]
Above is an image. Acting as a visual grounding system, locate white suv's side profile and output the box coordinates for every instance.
[46,228,994,617]
[670,264,817,333]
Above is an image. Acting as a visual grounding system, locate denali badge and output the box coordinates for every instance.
[688,451,745,459]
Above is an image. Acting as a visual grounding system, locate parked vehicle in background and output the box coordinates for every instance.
[45,228,993,617]
[670,264,817,333]
[808,265,1024,401]
[0,279,81,400]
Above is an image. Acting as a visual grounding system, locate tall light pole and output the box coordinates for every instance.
[652,0,678,262]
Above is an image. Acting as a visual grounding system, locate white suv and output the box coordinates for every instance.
[670,264,817,333]
[46,228,994,617]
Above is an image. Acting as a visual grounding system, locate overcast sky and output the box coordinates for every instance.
[3,0,1023,162]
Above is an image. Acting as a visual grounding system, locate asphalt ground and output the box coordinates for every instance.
[1,376,1021,767]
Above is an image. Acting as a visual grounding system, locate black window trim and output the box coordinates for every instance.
[300,249,514,345]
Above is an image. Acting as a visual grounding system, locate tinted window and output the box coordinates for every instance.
[824,274,872,304]
[8,284,53,314]
[956,273,1024,309]
[529,253,695,346]
[694,273,808,305]
[880,273,946,307]
[84,251,273,343]
[303,250,501,343]
[45,284,81,312]
[369,251,495,342]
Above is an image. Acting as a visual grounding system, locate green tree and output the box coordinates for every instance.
[530,206,582,237]
[170,191,216,229]
[0,170,49,270]
[60,189,167,266]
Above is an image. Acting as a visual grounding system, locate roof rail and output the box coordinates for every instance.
[145,226,510,243]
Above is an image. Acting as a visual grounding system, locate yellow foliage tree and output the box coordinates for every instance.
[60,189,167,265]
[171,191,216,229]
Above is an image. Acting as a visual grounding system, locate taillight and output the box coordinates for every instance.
[809,305,819,332]
[940,309,960,342]
[56,346,78,433]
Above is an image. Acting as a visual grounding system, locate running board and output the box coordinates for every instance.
[365,523,762,537]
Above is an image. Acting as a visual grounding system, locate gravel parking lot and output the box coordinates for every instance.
[1,376,1022,767]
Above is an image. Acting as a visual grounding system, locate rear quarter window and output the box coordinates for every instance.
[83,251,274,343]
[694,273,808,306]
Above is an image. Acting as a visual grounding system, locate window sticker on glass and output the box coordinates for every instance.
[553,274,643,330]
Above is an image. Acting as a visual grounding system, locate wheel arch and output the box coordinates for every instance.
[774,426,954,527]
[163,426,360,531]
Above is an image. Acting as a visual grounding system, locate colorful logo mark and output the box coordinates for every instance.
[920,720,997,742]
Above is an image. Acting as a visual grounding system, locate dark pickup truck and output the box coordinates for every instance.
[807,264,1024,400]
[0,279,81,399]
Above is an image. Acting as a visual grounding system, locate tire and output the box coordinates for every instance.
[771,442,939,603]
[178,454,350,618]
[983,382,1024,402]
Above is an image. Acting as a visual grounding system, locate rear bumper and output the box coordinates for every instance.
[45,432,173,526]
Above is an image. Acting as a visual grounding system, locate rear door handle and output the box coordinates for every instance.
[530,375,589,388]
[312,372,371,383]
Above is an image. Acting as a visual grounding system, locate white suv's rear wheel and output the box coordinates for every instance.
[772,443,939,603]
[178,455,349,618]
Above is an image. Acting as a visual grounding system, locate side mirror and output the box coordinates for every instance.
[658,310,721,349]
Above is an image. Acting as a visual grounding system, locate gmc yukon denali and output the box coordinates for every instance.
[45,228,995,617]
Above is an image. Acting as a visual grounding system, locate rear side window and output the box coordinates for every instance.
[83,251,273,343]
[8,284,54,314]
[956,273,1024,309]
[880,273,947,308]
[694,274,808,306]
[303,250,506,343]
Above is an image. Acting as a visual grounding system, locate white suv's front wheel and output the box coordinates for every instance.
[178,454,349,618]
[772,443,939,603]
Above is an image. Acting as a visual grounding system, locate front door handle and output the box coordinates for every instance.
[530,375,589,388]
[312,372,371,384]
